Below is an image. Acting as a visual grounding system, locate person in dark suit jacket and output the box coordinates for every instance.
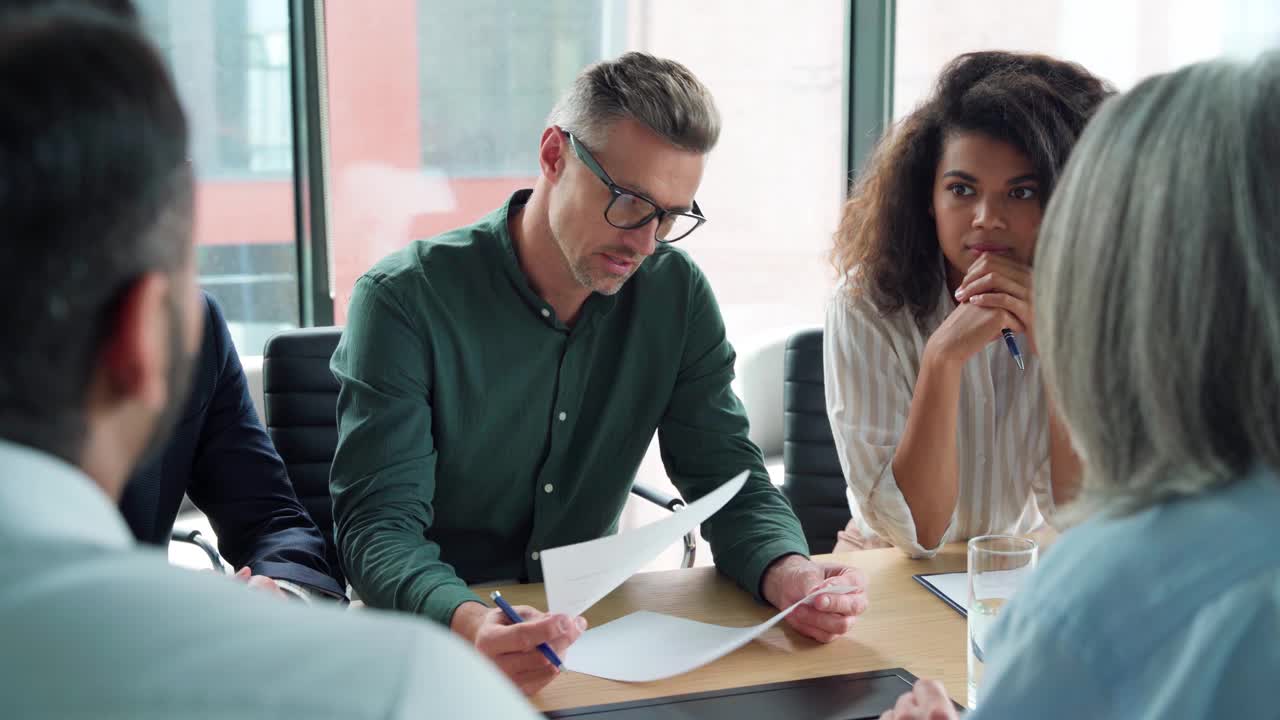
[121,291,345,601]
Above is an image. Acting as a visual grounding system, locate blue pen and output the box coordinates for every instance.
[1001,328,1025,371]
[490,591,562,667]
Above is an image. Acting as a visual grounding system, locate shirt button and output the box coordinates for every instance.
[558,411,567,422]
[544,483,555,494]
[531,551,540,561]
[541,308,550,318]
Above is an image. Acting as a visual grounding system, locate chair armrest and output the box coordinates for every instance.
[628,484,696,568]
[630,483,685,512]
[170,528,226,573]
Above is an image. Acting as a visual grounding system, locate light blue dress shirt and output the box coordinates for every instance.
[0,440,540,719]
[972,466,1280,718]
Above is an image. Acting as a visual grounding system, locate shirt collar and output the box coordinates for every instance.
[491,188,533,260]
[489,189,619,330]
[0,439,134,549]
[490,189,553,317]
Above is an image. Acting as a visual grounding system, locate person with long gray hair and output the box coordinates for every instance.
[881,51,1280,720]
[330,51,868,696]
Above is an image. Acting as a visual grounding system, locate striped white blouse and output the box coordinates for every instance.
[823,280,1058,558]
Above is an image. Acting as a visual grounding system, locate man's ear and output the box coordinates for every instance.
[97,272,170,413]
[538,126,568,183]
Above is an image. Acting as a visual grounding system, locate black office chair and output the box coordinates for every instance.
[781,328,852,555]
[261,328,348,586]
[261,327,696,590]
[169,527,224,572]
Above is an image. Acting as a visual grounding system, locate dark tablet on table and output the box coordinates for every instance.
[545,668,959,719]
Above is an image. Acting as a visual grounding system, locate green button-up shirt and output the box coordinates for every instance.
[331,190,808,626]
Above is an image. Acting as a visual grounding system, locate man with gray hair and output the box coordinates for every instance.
[331,51,868,695]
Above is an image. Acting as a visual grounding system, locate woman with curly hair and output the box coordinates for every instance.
[825,52,1111,555]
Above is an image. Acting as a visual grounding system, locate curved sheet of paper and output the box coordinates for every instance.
[541,471,748,618]
[562,585,859,683]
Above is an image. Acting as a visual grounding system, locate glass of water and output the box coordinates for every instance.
[967,534,1038,709]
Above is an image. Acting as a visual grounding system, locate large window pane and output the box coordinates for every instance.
[894,0,1280,118]
[136,0,300,356]
[416,1,608,177]
[324,0,844,342]
[629,3,846,349]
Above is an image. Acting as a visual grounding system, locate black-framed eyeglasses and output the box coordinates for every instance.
[563,130,707,243]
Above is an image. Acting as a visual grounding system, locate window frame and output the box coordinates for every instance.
[289,0,333,326]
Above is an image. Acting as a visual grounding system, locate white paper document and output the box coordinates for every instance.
[537,470,861,683]
[563,585,858,682]
[541,470,748,618]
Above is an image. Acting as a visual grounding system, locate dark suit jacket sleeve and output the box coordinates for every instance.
[185,295,345,597]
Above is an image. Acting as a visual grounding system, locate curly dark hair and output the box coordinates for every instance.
[833,51,1112,329]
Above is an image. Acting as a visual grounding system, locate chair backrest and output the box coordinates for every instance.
[781,328,851,555]
[736,331,789,460]
[261,326,344,584]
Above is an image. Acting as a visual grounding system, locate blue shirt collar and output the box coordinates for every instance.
[0,439,134,549]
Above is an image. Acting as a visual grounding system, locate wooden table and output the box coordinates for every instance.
[485,545,969,713]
